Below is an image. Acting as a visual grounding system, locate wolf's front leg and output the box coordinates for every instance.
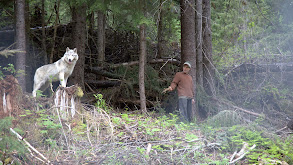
[59,72,66,87]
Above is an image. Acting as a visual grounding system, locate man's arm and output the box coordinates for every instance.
[162,72,180,93]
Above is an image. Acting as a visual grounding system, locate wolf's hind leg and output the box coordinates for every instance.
[32,79,46,97]
[41,81,53,96]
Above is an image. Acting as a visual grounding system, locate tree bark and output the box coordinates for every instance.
[41,0,47,64]
[139,24,147,113]
[157,0,164,59]
[202,0,214,96]
[50,0,60,63]
[70,4,87,90]
[97,10,106,80]
[180,0,196,119]
[196,0,203,87]
[181,0,196,79]
[25,0,32,92]
[88,12,94,66]
[15,0,27,92]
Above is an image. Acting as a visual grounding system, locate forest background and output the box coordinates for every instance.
[0,0,293,164]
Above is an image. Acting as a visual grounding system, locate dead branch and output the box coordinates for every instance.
[123,123,137,139]
[111,58,180,68]
[145,143,152,157]
[0,49,23,57]
[87,67,122,79]
[229,142,256,164]
[10,128,50,164]
[215,98,264,118]
[0,44,23,57]
[275,119,293,134]
[85,80,121,87]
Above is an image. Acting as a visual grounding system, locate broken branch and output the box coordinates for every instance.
[10,128,50,164]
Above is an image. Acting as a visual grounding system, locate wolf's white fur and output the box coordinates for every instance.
[32,47,79,97]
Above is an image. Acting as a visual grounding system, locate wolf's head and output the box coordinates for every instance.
[64,47,79,64]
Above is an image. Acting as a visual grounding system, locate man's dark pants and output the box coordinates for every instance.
[178,97,192,122]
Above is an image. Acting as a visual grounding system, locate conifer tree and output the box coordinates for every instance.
[70,2,87,90]
[202,0,214,96]
[196,0,203,87]
[15,0,27,92]
[180,0,197,118]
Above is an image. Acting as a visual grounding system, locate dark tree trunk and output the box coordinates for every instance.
[180,0,196,78]
[157,0,164,59]
[196,0,203,87]
[70,4,87,90]
[41,0,47,64]
[50,0,60,63]
[202,0,214,96]
[97,10,105,80]
[25,0,32,92]
[139,24,147,113]
[180,0,196,119]
[88,12,94,66]
[15,0,27,92]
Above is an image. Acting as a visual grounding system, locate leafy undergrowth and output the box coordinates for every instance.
[1,95,293,164]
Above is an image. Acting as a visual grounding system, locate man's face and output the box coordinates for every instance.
[183,64,190,73]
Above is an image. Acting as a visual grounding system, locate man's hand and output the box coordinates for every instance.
[162,86,172,94]
[192,99,195,104]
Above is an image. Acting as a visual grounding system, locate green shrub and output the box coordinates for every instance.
[0,117,26,164]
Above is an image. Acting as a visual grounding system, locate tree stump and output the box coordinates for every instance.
[0,75,22,119]
[53,85,83,120]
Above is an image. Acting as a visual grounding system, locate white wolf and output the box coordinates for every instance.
[32,47,79,97]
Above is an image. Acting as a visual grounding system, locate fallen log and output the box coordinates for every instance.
[225,63,293,76]
[87,67,122,79]
[87,58,180,80]
[85,80,121,87]
[111,58,180,68]
[214,98,264,118]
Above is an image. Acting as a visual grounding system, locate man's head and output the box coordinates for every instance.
[183,61,191,73]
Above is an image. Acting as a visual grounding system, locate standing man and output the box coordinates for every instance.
[163,61,195,122]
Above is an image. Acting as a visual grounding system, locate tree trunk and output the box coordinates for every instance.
[180,0,196,119]
[88,12,94,66]
[97,10,106,80]
[202,0,214,96]
[242,0,247,56]
[25,0,32,92]
[15,0,26,92]
[157,0,164,59]
[139,24,147,113]
[196,0,203,87]
[41,0,47,64]
[70,4,87,90]
[50,0,60,63]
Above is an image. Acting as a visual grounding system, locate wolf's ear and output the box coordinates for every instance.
[66,47,70,52]
[73,48,77,53]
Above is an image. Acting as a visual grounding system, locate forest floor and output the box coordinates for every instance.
[0,75,293,165]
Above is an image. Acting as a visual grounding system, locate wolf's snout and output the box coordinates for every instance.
[69,59,72,62]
